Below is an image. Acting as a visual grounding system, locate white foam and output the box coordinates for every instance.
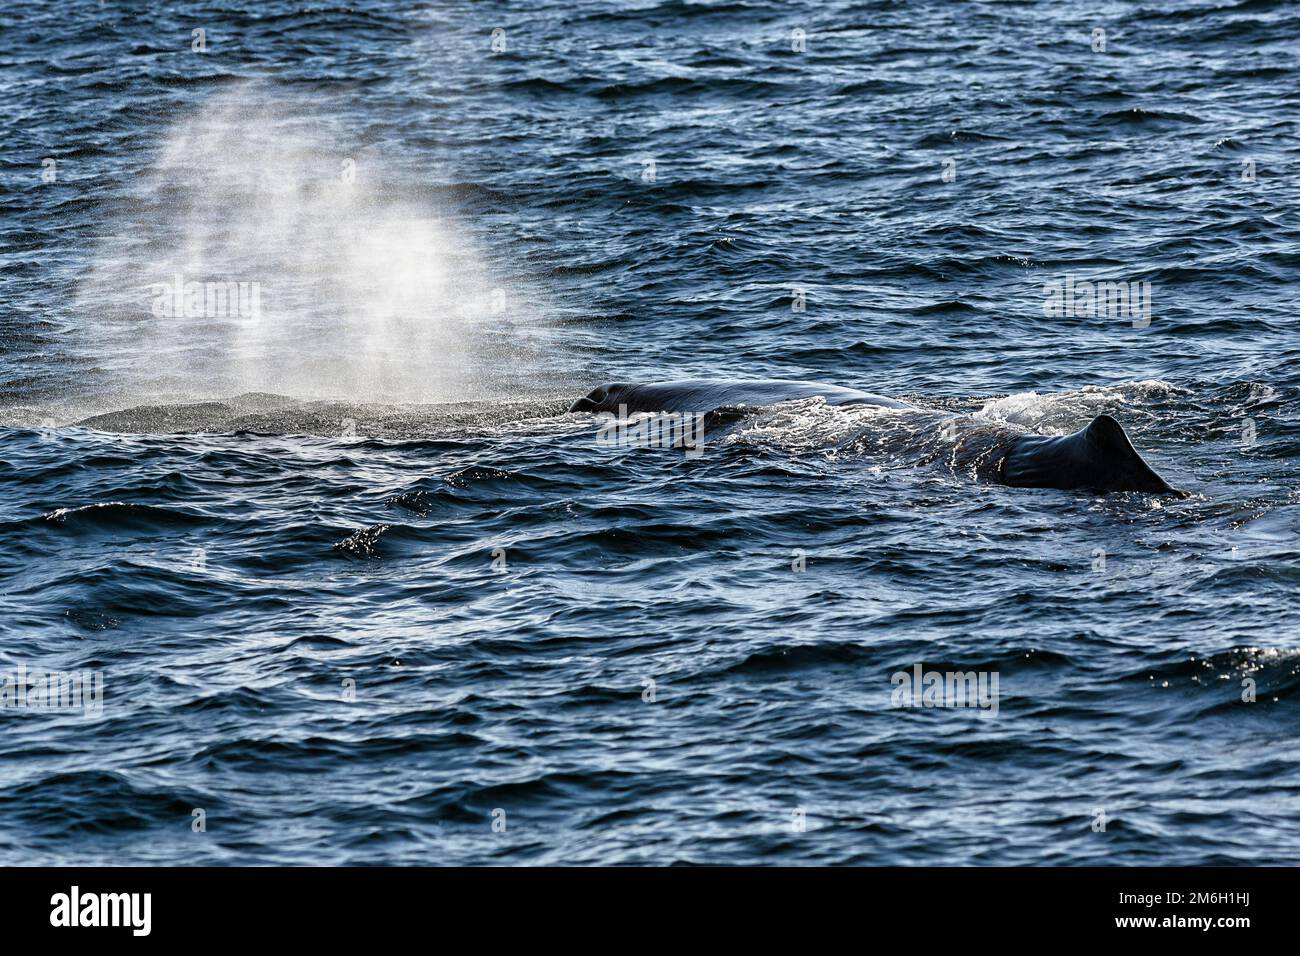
[974,380,1186,432]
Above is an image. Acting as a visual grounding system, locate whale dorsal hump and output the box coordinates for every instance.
[1001,414,1183,495]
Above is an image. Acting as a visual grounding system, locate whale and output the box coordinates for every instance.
[570,379,1184,495]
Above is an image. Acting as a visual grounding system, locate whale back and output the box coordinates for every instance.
[1000,414,1182,495]
[570,379,912,415]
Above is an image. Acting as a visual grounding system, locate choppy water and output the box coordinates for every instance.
[3,0,1300,865]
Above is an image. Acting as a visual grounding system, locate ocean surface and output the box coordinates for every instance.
[2,0,1299,865]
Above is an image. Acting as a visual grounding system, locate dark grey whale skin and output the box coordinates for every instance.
[568,379,913,415]
[999,413,1183,495]
[570,379,1183,495]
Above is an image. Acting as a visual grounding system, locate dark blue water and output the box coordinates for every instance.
[3,0,1300,865]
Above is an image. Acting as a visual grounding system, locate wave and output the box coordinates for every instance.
[41,501,211,532]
